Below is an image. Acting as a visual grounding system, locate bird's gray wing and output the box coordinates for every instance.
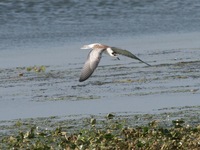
[111,47,151,66]
[79,50,102,82]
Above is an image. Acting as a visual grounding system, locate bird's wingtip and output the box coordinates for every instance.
[144,62,151,67]
[79,77,87,82]
[79,78,84,82]
[146,63,151,67]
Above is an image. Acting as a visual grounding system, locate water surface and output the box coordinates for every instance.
[0,0,200,121]
[1,0,200,51]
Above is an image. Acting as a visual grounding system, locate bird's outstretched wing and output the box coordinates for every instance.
[79,50,102,82]
[110,47,151,66]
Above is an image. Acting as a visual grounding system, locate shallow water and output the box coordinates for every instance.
[0,33,200,120]
[0,93,199,121]
[0,0,200,121]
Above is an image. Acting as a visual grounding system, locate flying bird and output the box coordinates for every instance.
[79,43,151,82]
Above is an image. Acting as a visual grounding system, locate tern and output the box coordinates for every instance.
[79,43,151,82]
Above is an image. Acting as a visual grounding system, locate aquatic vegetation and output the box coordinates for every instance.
[1,117,199,149]
[26,65,46,73]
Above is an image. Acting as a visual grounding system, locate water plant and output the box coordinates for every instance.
[1,117,199,149]
[26,65,46,73]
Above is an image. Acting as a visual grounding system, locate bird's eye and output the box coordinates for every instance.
[112,52,116,56]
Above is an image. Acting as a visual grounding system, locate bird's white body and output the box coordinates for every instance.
[82,43,117,58]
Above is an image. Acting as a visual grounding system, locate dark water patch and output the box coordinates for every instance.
[149,49,182,56]
[33,94,100,102]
